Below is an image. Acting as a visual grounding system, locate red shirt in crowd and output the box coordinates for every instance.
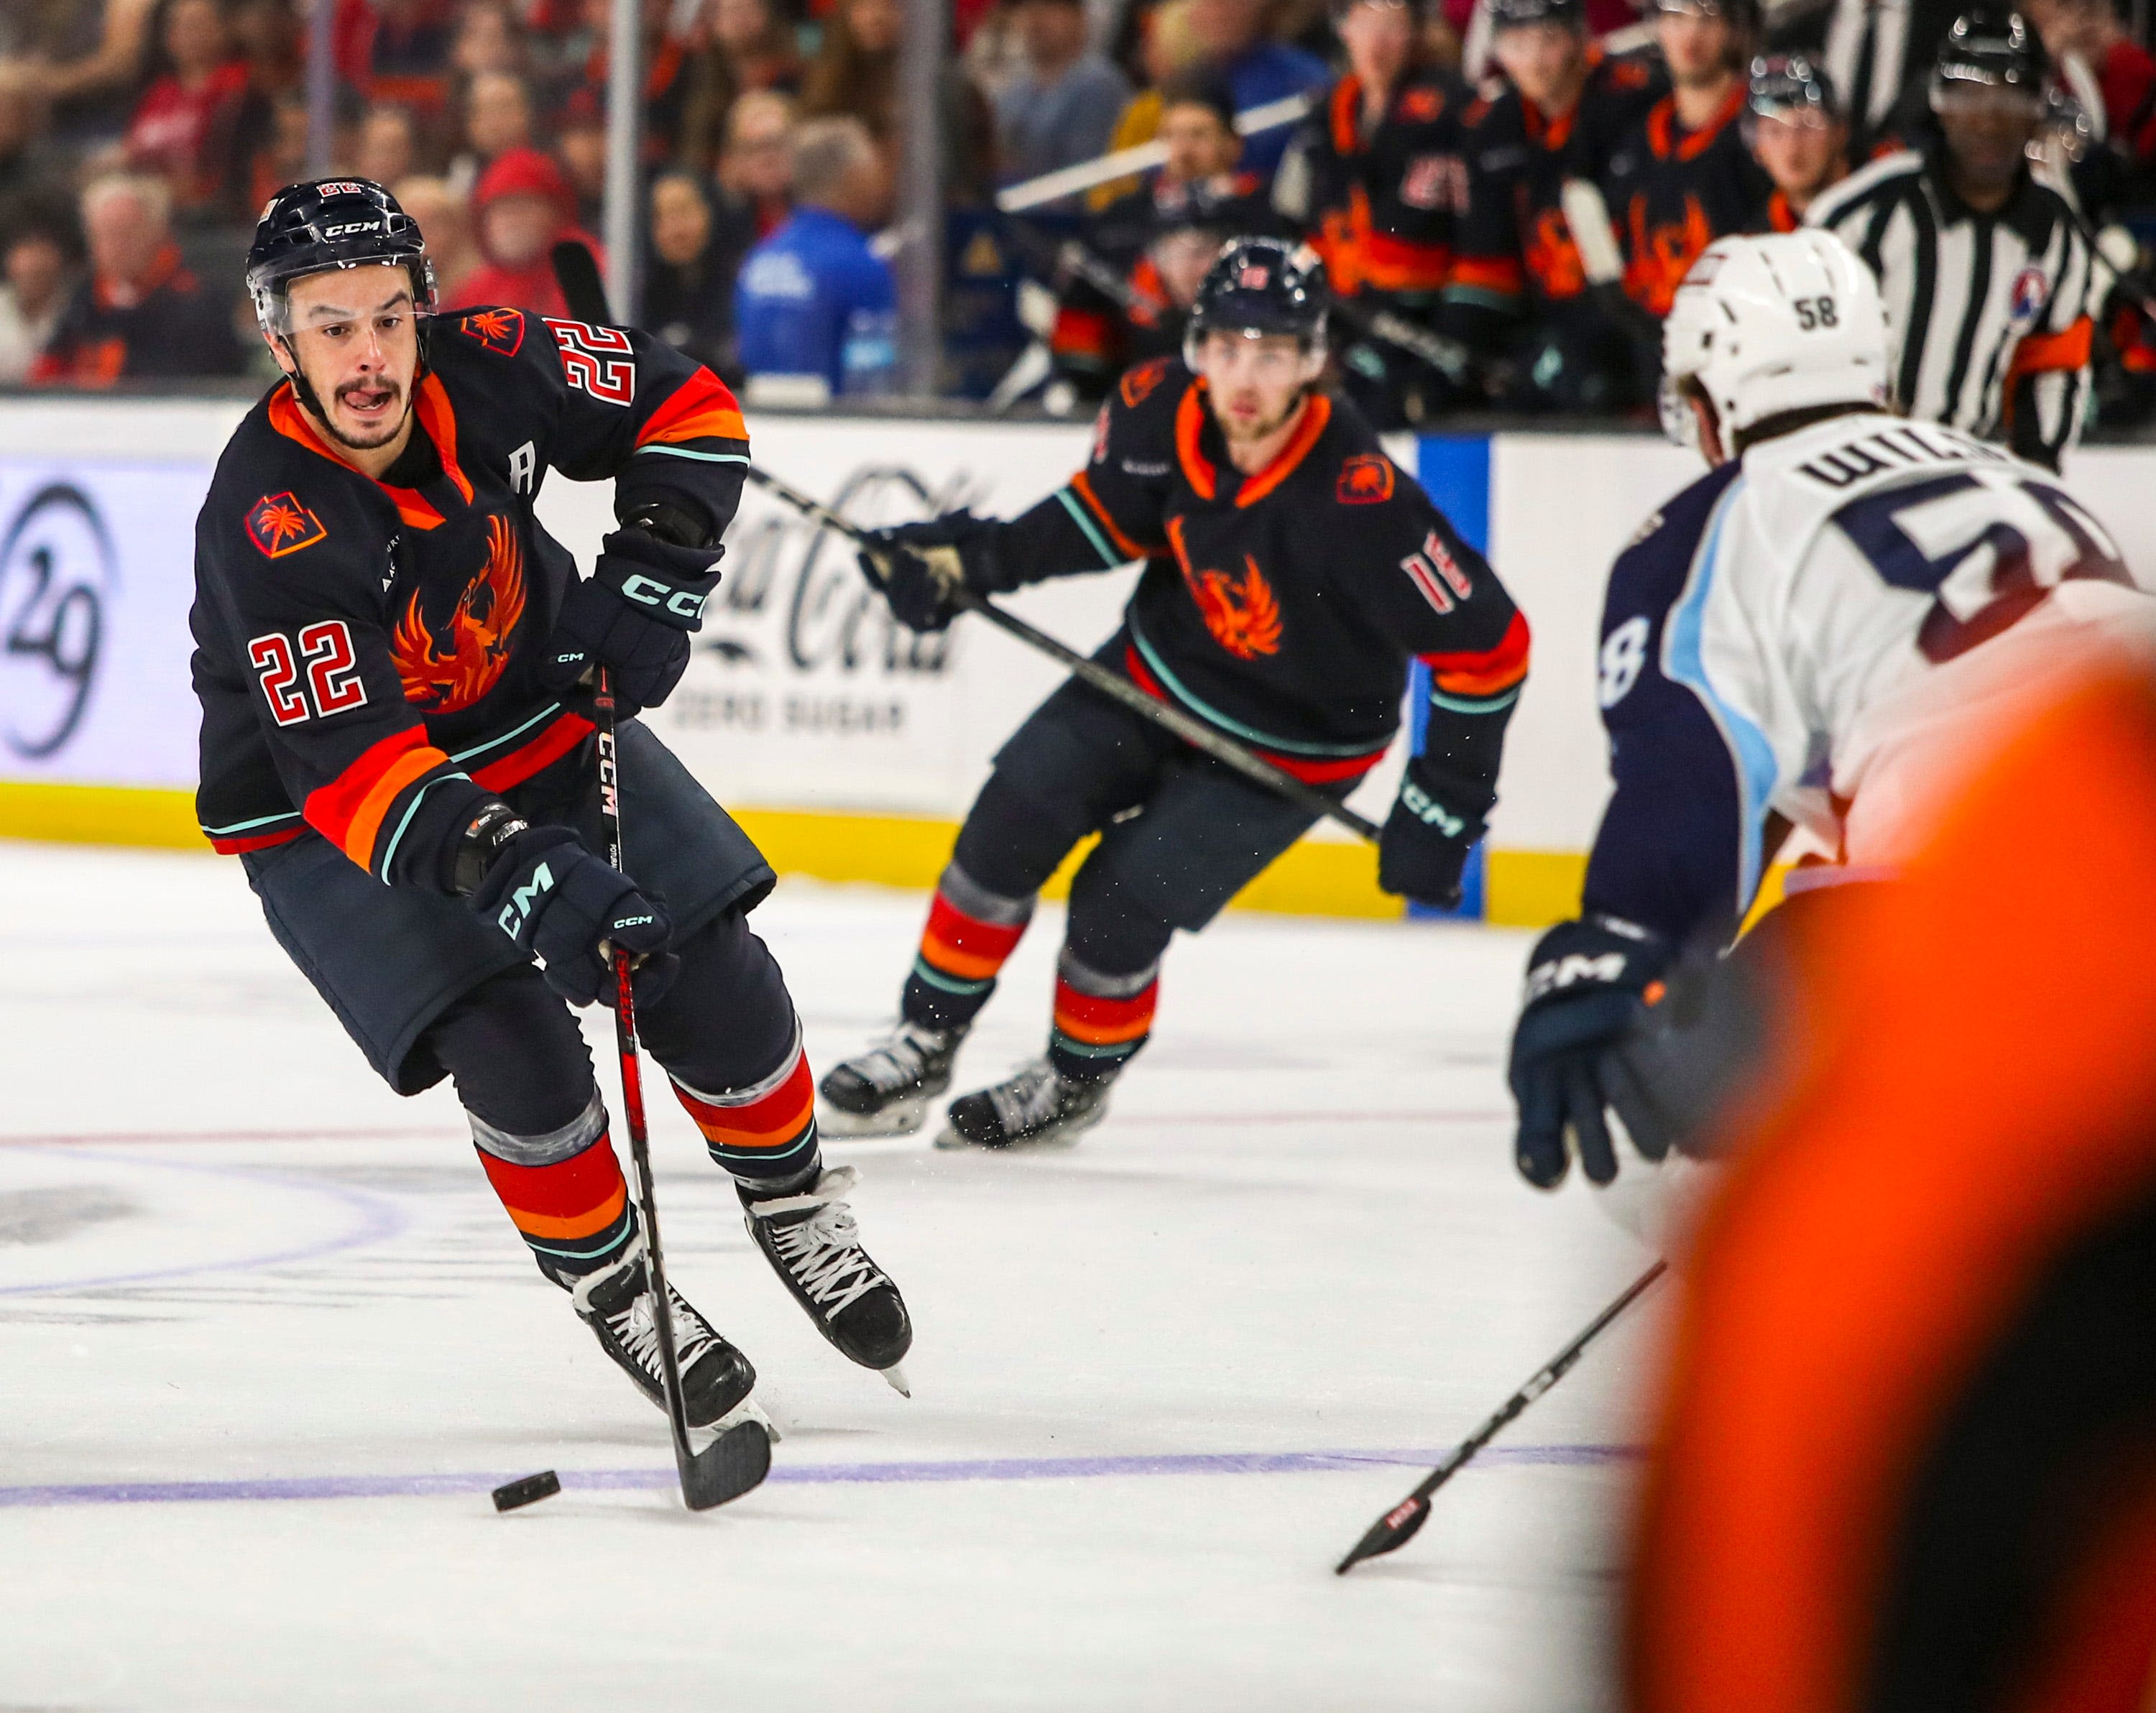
[448,146,609,318]
[126,60,252,212]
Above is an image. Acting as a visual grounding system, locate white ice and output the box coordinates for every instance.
[0,844,1662,1711]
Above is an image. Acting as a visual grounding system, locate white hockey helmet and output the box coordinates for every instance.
[1659,230,1891,450]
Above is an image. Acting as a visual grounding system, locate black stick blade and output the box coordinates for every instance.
[492,1469,561,1512]
[682,1419,772,1511]
[1335,1492,1432,1575]
[549,239,610,324]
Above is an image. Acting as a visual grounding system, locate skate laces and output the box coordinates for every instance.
[747,1165,886,1317]
[850,1022,947,1094]
[988,1060,1067,1135]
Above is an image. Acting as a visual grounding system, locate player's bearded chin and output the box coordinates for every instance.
[323,373,410,448]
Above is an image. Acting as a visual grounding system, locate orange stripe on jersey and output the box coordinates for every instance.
[268,379,463,529]
[303,726,453,869]
[1052,979,1158,1045]
[636,366,749,447]
[1360,231,1453,294]
[476,1144,627,1239]
[1068,469,1159,560]
[1174,381,1217,499]
[471,711,594,793]
[1448,255,1526,296]
[1422,610,1530,696]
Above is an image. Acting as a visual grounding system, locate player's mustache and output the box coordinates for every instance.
[338,377,402,406]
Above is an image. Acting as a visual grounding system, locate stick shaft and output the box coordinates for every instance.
[594,671,699,1496]
[1411,1260,1667,1502]
[744,466,1383,844]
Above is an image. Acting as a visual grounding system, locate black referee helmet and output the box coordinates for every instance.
[1932,6,2048,102]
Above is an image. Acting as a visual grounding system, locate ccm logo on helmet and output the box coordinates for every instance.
[323,221,384,238]
[619,573,709,622]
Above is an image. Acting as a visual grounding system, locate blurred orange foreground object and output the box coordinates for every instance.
[1628,653,2156,1713]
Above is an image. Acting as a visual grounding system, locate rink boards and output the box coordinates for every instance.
[1,397,2152,925]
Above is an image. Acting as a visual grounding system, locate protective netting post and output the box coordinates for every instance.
[305,0,334,176]
[894,0,947,397]
[603,0,643,320]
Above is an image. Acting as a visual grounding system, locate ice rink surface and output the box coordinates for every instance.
[1,843,1664,1711]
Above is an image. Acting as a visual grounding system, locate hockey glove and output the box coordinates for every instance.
[1506,916,1672,1189]
[1377,763,1487,908]
[857,512,999,633]
[537,530,725,716]
[468,821,679,1010]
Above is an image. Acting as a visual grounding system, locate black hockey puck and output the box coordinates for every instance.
[491,1470,561,1512]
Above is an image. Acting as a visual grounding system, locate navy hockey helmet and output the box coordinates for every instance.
[1654,0,1762,38]
[1183,236,1330,377]
[1486,0,1585,34]
[1746,52,1842,131]
[1931,7,2047,109]
[246,177,437,341]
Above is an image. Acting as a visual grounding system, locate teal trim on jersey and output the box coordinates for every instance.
[1442,286,1519,313]
[1664,479,1777,910]
[373,771,473,881]
[1055,487,1123,569]
[200,808,302,836]
[1128,622,1385,758]
[632,445,750,463]
[912,956,993,997]
[1427,684,1521,716]
[451,703,566,767]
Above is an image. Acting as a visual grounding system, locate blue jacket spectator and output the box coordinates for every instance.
[735,116,898,400]
[1182,0,1329,177]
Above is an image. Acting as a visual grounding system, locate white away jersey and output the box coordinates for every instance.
[1582,410,2150,944]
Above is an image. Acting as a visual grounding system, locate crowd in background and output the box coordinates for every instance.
[1,0,2154,428]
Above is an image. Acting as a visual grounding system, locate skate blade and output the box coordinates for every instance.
[708,1393,785,1445]
[934,1107,1107,1153]
[880,1362,912,1398]
[817,1094,934,1140]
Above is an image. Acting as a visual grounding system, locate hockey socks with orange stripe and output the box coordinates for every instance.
[900,862,1036,1034]
[1048,948,1160,1082]
[469,1091,638,1282]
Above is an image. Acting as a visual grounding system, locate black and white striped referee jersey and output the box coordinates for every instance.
[1805,143,2096,469]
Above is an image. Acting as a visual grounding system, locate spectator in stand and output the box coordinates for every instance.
[2023,0,2156,178]
[643,168,752,378]
[1178,0,1331,177]
[1090,0,1204,208]
[447,69,535,195]
[392,171,479,296]
[718,88,797,240]
[450,0,530,81]
[247,88,310,209]
[1606,0,1770,318]
[557,98,609,230]
[124,0,254,223]
[356,102,422,189]
[449,143,600,315]
[6,0,160,149]
[734,115,898,400]
[1745,52,1850,228]
[34,172,242,383]
[801,0,998,203]
[678,0,805,174]
[335,0,458,119]
[566,0,693,162]
[229,0,303,105]
[995,0,1134,185]
[0,63,66,210]
[0,200,78,383]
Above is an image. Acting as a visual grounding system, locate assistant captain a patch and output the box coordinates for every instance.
[245,491,328,558]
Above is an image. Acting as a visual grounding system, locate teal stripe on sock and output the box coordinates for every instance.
[911,956,993,996]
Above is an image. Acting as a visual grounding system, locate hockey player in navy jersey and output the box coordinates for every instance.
[817,238,1530,1150]
[190,180,912,1423]
[1503,228,2152,1191]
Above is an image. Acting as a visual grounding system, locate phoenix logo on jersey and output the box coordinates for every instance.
[1167,517,1283,660]
[391,512,527,711]
[246,492,328,558]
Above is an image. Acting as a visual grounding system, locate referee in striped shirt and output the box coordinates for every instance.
[1807,6,2094,468]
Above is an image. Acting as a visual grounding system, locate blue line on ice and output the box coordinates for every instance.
[0,1446,1641,1508]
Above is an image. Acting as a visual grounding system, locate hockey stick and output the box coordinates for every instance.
[1334,1258,1667,1574]
[594,674,773,1510]
[742,463,1383,844]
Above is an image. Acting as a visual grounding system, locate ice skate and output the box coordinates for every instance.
[818,1020,963,1138]
[571,1238,758,1428]
[743,1165,914,1390]
[937,1058,1112,1150]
